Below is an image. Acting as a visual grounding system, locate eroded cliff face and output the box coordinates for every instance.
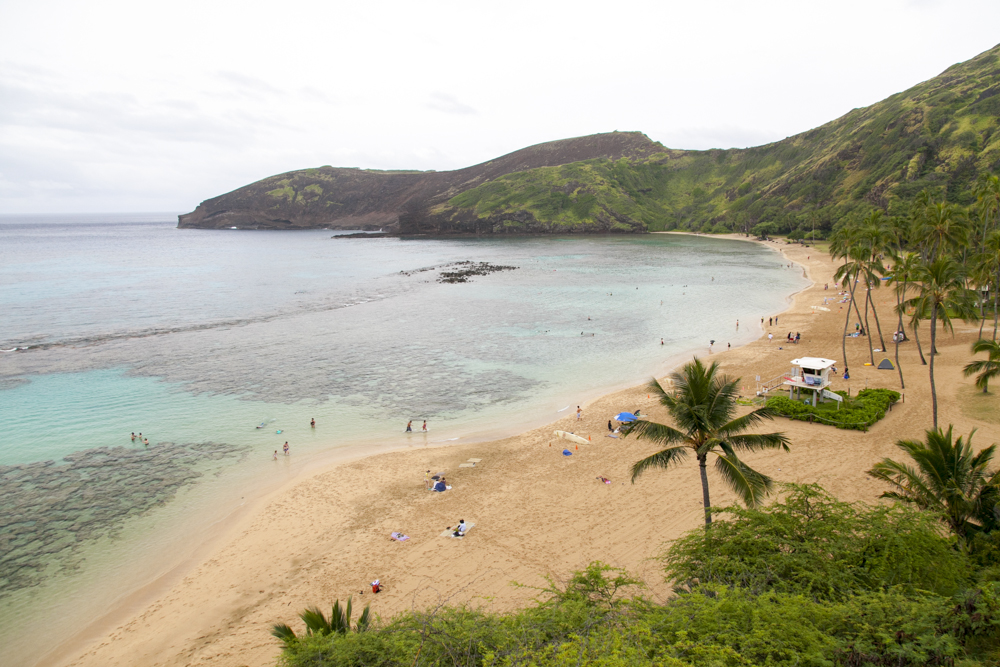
[177,132,666,233]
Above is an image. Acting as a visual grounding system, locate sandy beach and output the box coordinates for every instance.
[51,235,1000,667]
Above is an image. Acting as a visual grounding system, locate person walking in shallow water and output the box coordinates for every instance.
[405,420,412,432]
[422,420,428,432]
[283,441,289,456]
[310,418,315,428]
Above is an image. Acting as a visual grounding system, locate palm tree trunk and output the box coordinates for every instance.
[994,271,999,342]
[914,319,928,365]
[868,285,888,352]
[863,286,875,365]
[841,282,852,368]
[895,289,905,389]
[698,453,712,526]
[853,283,874,365]
[930,304,939,430]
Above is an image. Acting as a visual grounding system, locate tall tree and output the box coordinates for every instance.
[963,339,1000,394]
[855,211,891,352]
[905,257,978,428]
[831,224,873,367]
[973,230,1000,341]
[919,201,968,262]
[887,251,922,388]
[624,358,790,526]
[867,426,999,541]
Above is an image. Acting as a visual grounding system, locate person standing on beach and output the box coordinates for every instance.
[608,420,613,432]
[576,406,582,420]
[424,470,432,489]
[775,315,779,325]
[769,317,772,327]
[768,333,774,343]
[283,441,289,456]
[273,450,278,460]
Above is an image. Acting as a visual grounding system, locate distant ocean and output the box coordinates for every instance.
[0,214,807,666]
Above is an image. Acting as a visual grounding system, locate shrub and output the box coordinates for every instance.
[766,388,900,430]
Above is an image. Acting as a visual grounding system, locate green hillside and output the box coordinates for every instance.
[436,44,1000,236]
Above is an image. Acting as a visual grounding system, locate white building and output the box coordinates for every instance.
[782,357,840,407]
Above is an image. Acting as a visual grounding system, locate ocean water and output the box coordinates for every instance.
[0,214,807,666]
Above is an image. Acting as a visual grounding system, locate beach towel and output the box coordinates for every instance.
[605,433,618,439]
[458,463,475,468]
[390,532,409,541]
[440,523,475,538]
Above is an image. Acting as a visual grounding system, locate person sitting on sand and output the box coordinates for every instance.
[451,519,468,537]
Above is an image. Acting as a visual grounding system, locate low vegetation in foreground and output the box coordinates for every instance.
[274,486,1000,667]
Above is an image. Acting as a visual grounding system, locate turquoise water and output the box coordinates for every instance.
[0,215,807,666]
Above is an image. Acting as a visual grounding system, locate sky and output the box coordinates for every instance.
[1,0,999,215]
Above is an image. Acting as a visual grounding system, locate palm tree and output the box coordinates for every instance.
[887,251,921,388]
[831,225,874,367]
[963,339,1000,394]
[973,230,1000,341]
[272,597,371,649]
[623,358,790,526]
[919,201,968,262]
[867,426,999,540]
[905,256,978,428]
[975,173,1000,251]
[855,210,891,351]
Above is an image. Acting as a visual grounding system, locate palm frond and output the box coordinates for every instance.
[621,419,687,447]
[724,432,792,453]
[630,446,688,483]
[271,623,297,645]
[714,454,773,508]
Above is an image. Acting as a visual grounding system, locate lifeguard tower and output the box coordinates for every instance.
[783,357,841,407]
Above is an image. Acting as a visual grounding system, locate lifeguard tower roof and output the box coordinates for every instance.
[791,357,837,370]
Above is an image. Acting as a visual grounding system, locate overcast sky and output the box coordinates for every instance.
[1,0,999,215]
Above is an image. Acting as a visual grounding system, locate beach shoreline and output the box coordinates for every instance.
[54,235,1000,667]
[42,233,796,667]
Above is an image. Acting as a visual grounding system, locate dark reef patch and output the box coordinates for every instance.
[0,441,248,598]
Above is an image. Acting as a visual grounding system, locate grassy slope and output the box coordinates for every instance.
[440,44,1000,234]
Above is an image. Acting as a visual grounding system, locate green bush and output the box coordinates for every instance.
[766,387,900,430]
[664,485,969,600]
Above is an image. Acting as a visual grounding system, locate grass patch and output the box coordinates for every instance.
[958,384,1000,425]
[766,388,900,431]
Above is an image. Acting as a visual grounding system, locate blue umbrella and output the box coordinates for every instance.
[614,412,637,422]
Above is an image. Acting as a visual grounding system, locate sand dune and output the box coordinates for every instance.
[54,237,1000,667]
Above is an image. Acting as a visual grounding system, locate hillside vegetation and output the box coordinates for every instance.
[437,44,1000,236]
[178,44,1000,236]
